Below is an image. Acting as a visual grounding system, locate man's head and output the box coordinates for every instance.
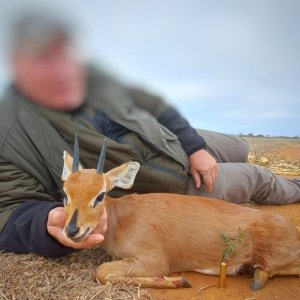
[9,12,86,110]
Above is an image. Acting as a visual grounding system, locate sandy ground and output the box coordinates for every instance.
[151,137,300,300]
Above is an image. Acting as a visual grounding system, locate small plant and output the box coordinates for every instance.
[219,227,247,289]
[220,227,247,262]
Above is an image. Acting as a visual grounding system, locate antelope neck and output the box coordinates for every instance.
[101,196,118,250]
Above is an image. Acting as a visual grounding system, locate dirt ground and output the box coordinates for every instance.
[0,137,299,300]
[151,137,300,300]
[245,137,300,176]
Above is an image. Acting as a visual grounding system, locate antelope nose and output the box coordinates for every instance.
[66,209,79,238]
[66,224,80,237]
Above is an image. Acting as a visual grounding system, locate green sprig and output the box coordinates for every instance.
[220,227,246,262]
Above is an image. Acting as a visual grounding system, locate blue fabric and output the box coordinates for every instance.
[93,111,130,141]
[158,107,206,155]
[0,201,76,257]
[72,107,130,141]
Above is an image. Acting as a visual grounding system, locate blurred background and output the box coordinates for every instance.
[0,0,299,137]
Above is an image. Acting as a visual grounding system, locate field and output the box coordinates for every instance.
[0,137,299,300]
[245,137,300,177]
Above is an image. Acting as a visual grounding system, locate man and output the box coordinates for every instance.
[0,13,299,258]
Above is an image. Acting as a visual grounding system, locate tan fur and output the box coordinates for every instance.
[64,170,106,231]
[62,157,300,290]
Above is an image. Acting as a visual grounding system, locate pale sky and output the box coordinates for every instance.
[0,0,299,136]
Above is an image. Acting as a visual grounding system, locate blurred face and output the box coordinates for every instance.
[11,39,86,110]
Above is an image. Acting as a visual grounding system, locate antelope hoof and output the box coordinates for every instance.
[251,269,269,290]
[181,275,192,288]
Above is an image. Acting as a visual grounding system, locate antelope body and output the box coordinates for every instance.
[61,138,300,290]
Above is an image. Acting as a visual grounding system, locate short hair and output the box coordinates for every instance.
[9,10,75,54]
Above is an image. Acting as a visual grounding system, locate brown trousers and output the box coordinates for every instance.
[186,130,300,204]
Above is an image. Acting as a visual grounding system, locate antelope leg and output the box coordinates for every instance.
[96,258,191,289]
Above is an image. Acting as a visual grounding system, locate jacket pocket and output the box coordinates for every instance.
[159,125,178,141]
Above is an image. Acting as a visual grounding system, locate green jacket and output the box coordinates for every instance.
[0,67,189,233]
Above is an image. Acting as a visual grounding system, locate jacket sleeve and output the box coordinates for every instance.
[157,107,207,156]
[0,157,75,257]
[127,88,206,155]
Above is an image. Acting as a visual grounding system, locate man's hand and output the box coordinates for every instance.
[189,149,218,192]
[47,207,107,249]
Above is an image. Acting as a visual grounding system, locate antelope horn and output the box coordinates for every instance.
[72,132,80,173]
[96,138,107,174]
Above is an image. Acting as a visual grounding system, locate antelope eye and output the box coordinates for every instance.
[63,196,70,206]
[93,192,105,208]
[61,191,69,206]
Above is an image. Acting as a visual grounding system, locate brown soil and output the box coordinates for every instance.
[246,137,300,176]
[279,147,300,161]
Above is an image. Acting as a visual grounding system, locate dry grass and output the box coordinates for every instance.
[245,137,300,176]
[0,249,151,300]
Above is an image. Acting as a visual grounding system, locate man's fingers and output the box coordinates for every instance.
[47,207,108,250]
[209,163,218,185]
[48,225,104,249]
[192,169,201,189]
[47,207,65,227]
[65,234,104,249]
[83,234,104,247]
[47,225,65,244]
[211,167,218,184]
[92,209,108,236]
[210,172,215,186]
[202,172,213,193]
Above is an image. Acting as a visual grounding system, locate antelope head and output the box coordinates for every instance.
[61,135,140,242]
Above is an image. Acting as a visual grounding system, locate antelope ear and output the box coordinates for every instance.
[105,162,140,191]
[62,151,83,181]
